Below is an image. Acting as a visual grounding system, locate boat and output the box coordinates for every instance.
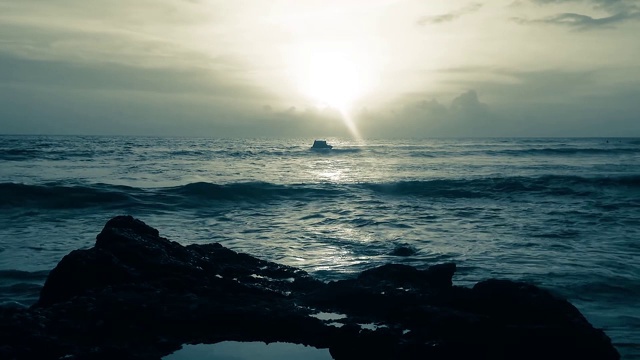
[311,139,333,150]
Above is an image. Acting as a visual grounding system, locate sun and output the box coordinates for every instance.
[306,52,362,110]
[287,42,379,141]
[293,44,372,111]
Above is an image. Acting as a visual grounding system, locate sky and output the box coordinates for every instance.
[1,0,639,138]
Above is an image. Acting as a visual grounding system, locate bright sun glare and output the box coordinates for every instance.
[289,42,380,141]
[294,45,372,111]
[306,52,362,110]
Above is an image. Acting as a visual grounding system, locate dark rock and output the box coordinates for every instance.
[0,216,620,359]
[389,244,418,256]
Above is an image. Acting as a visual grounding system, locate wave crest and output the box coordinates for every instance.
[1,175,637,209]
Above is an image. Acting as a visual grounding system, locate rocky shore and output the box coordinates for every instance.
[0,216,620,359]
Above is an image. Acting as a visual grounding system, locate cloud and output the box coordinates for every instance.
[516,0,640,29]
[0,54,273,100]
[0,8,215,69]
[0,50,281,136]
[437,66,606,105]
[354,89,497,138]
[0,0,214,28]
[361,62,640,137]
[451,90,489,115]
[417,3,483,25]
[530,0,638,12]
[429,66,640,136]
[513,11,640,30]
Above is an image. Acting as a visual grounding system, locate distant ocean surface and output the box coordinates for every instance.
[1,135,639,358]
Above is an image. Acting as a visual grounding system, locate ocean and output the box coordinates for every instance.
[1,135,639,358]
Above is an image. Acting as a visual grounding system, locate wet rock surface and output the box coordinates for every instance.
[0,216,620,359]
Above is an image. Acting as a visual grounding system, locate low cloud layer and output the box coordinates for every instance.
[417,3,483,25]
[351,90,497,138]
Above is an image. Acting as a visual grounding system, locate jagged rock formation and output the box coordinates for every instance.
[0,216,619,359]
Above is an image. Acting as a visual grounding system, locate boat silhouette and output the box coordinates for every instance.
[311,139,333,150]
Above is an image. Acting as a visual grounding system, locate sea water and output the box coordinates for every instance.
[0,136,639,358]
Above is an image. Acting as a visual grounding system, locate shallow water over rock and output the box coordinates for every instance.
[163,341,332,360]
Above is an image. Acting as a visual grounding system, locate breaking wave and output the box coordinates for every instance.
[2,175,638,209]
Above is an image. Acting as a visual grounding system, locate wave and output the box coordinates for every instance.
[0,148,100,161]
[0,182,138,209]
[0,148,42,161]
[168,182,343,201]
[362,175,640,198]
[0,145,367,162]
[322,148,362,154]
[3,143,636,163]
[1,175,638,209]
[0,270,47,308]
[567,277,640,300]
[0,270,49,281]
[486,147,640,156]
[0,182,346,209]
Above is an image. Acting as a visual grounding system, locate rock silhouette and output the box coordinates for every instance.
[0,216,619,359]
